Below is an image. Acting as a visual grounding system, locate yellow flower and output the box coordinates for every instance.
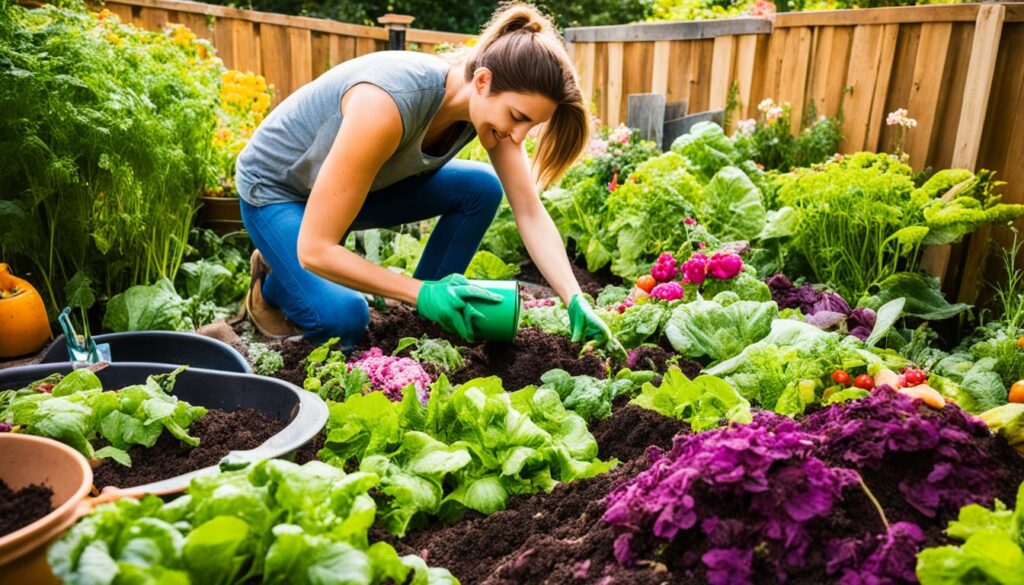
[97,8,112,21]
[107,33,122,46]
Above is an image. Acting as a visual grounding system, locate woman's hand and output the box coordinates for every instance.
[417,274,503,342]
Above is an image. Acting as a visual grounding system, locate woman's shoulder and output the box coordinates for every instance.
[325,50,449,93]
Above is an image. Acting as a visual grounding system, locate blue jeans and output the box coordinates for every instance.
[240,159,503,347]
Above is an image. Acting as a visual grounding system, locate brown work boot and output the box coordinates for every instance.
[244,249,303,339]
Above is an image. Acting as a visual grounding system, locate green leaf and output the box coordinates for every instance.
[94,446,132,467]
[182,516,249,585]
[102,278,189,332]
[664,297,777,361]
[52,368,102,397]
[66,271,97,311]
[702,165,767,241]
[869,273,970,321]
[631,367,752,431]
[864,297,905,347]
[465,250,520,280]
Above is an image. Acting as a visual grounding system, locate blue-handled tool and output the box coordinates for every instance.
[57,307,112,366]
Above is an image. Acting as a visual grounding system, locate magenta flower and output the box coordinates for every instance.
[707,253,743,280]
[650,281,684,301]
[684,216,697,226]
[680,253,709,285]
[650,253,678,282]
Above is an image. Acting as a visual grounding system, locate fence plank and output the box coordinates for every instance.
[709,35,735,111]
[841,25,884,151]
[733,34,759,119]
[666,40,693,108]
[288,27,313,90]
[904,22,953,170]
[137,6,168,29]
[623,41,654,111]
[607,42,625,126]
[943,4,1008,298]
[864,24,900,151]
[781,26,813,132]
[651,40,670,95]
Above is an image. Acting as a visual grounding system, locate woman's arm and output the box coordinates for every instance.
[296,83,423,304]
[488,139,582,305]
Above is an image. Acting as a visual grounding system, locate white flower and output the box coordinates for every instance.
[766,106,784,122]
[886,108,917,128]
[583,138,608,158]
[757,98,776,113]
[736,118,757,135]
[608,124,632,145]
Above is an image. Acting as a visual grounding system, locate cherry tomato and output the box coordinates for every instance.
[636,275,657,293]
[853,374,875,390]
[1010,380,1024,404]
[904,369,926,386]
[35,383,54,394]
[832,370,851,386]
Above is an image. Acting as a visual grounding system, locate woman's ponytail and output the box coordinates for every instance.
[462,2,589,190]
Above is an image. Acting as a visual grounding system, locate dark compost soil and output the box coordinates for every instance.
[0,480,53,537]
[518,258,623,298]
[391,402,1024,585]
[392,403,691,585]
[356,305,609,392]
[91,408,284,491]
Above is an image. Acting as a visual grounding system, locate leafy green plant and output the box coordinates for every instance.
[318,376,614,536]
[0,366,205,466]
[0,1,223,317]
[393,335,465,374]
[664,292,778,362]
[538,368,655,421]
[916,480,1024,584]
[732,99,842,172]
[464,250,520,280]
[630,366,752,431]
[49,459,457,584]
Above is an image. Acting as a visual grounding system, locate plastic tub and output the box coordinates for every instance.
[0,434,93,584]
[0,362,327,494]
[39,331,251,374]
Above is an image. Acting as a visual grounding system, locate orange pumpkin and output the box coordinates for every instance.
[0,263,51,357]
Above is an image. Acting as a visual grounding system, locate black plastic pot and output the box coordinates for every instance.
[0,362,327,494]
[39,332,251,374]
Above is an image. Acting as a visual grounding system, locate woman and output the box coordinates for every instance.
[237,2,614,349]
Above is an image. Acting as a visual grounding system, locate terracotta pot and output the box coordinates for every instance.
[0,434,92,584]
[0,263,51,358]
[197,196,245,236]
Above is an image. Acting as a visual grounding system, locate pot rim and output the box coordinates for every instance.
[0,434,93,562]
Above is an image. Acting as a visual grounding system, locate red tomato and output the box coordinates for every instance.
[832,370,851,386]
[853,374,875,390]
[636,275,657,293]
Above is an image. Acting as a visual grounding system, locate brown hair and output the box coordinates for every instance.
[462,2,588,190]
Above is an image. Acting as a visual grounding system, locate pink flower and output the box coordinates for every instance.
[684,216,697,226]
[651,253,678,282]
[707,253,744,280]
[650,281,684,301]
[698,242,707,249]
[607,170,619,192]
[680,253,709,285]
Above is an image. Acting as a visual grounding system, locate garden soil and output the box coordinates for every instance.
[0,480,53,537]
[392,404,1024,585]
[91,408,284,490]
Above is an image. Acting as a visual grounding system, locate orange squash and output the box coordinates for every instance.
[0,263,51,357]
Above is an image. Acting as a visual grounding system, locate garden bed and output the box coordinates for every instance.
[91,408,284,491]
[0,480,53,537]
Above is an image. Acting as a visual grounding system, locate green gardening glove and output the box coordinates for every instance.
[417,274,502,342]
[568,293,627,359]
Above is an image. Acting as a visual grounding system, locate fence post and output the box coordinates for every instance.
[377,14,415,50]
[627,94,667,147]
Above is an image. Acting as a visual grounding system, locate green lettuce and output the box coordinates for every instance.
[538,368,655,422]
[318,376,614,536]
[630,366,752,431]
[916,481,1024,584]
[664,294,777,362]
[49,459,457,585]
[702,165,766,242]
[465,250,520,280]
[2,366,206,465]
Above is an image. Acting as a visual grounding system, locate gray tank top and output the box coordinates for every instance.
[235,51,477,206]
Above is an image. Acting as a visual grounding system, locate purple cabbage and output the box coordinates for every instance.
[767,273,850,317]
[803,388,997,518]
[604,412,859,581]
[826,522,925,584]
[846,307,877,341]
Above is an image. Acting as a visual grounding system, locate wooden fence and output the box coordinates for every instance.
[87,0,473,107]
[566,3,1024,305]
